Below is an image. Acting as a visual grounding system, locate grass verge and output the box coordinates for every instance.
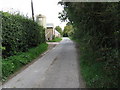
[72,38,119,88]
[2,43,48,82]
[48,37,62,42]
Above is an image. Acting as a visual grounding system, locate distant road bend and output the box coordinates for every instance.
[2,37,85,88]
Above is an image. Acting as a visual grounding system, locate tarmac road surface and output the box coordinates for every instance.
[2,37,85,88]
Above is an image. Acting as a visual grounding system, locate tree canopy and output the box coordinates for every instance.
[55,26,63,35]
[63,23,73,37]
[59,2,120,88]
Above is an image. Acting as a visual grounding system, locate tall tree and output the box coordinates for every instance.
[59,2,120,88]
[55,26,63,35]
[63,23,73,37]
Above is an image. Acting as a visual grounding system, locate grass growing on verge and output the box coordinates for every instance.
[48,37,62,42]
[73,38,119,88]
[2,43,48,81]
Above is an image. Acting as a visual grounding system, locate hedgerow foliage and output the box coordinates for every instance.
[2,11,45,58]
[59,2,120,88]
[2,43,48,81]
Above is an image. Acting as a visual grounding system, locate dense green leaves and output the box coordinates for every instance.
[59,2,120,88]
[2,12,45,58]
[55,26,63,35]
[2,43,48,81]
[63,23,73,37]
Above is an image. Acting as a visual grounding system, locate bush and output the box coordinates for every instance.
[2,43,48,81]
[1,11,45,58]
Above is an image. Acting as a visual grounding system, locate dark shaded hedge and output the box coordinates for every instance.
[2,11,45,58]
[59,2,120,88]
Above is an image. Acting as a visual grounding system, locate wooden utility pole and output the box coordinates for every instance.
[31,0,34,21]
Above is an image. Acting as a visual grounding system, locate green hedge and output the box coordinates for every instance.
[2,43,48,81]
[59,2,120,88]
[2,11,45,58]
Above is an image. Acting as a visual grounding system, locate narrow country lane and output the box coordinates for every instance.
[2,37,85,88]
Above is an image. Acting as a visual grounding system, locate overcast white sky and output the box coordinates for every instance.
[0,0,67,29]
